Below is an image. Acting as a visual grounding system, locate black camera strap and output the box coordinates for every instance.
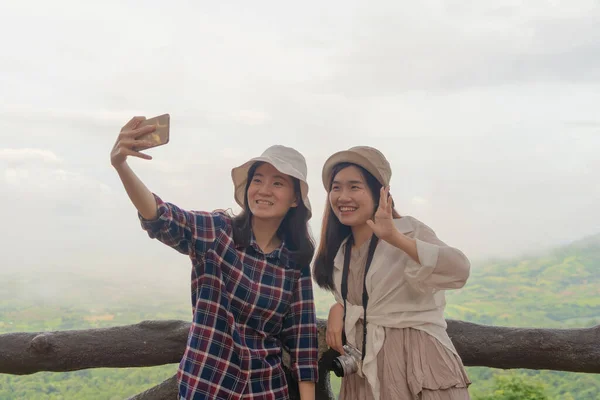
[341,233,379,362]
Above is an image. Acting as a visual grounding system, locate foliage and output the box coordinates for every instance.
[1,234,599,399]
[478,373,548,400]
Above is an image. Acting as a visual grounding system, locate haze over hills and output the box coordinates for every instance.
[1,232,599,399]
[445,231,600,329]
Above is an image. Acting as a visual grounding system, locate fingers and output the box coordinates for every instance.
[379,186,387,210]
[121,116,146,132]
[120,124,156,139]
[112,117,154,166]
[379,186,393,213]
[366,219,376,231]
[375,186,387,213]
[334,331,344,354]
[327,325,344,354]
[114,138,154,160]
[132,124,157,138]
[118,147,153,160]
[118,138,155,150]
[326,330,335,351]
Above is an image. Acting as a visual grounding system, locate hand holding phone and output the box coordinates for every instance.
[111,114,171,168]
[135,113,170,151]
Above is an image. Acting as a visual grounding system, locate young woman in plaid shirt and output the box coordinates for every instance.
[111,117,319,400]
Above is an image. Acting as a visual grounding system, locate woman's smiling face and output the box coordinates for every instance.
[329,165,376,227]
[247,162,298,221]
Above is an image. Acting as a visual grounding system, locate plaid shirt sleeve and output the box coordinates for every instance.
[138,193,224,257]
[280,263,319,382]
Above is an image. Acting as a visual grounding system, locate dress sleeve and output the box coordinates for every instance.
[404,220,471,293]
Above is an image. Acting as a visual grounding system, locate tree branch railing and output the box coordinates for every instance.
[1,319,599,399]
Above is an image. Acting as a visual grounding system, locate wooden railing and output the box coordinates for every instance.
[1,319,599,399]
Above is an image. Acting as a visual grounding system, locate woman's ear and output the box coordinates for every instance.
[291,196,299,208]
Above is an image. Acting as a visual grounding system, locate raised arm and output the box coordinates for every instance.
[366,187,470,292]
[110,116,222,257]
[111,116,159,220]
[393,220,471,292]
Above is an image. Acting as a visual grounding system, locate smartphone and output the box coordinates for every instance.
[136,113,170,150]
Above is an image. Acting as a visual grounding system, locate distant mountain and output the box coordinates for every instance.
[440,233,600,399]
[1,233,600,399]
[567,232,600,249]
[445,232,600,328]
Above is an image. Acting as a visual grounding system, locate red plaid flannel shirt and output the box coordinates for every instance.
[140,195,319,400]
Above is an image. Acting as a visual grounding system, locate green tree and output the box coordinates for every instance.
[480,374,548,400]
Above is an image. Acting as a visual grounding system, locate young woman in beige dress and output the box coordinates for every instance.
[313,146,472,400]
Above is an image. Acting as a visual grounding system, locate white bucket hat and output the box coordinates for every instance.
[231,145,312,219]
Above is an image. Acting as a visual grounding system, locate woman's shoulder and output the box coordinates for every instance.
[211,208,233,220]
[186,208,234,233]
[213,209,235,231]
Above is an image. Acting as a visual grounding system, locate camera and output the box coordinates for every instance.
[331,344,362,377]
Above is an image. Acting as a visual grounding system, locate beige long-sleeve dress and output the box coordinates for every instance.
[337,220,471,400]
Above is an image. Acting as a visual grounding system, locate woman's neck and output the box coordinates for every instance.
[351,223,372,249]
[252,216,282,253]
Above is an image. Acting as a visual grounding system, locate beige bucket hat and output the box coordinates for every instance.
[231,145,312,219]
[322,146,391,190]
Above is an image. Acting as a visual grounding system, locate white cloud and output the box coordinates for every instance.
[2,165,111,199]
[0,104,133,124]
[1,148,111,200]
[50,169,111,193]
[0,0,599,278]
[4,167,29,185]
[233,110,271,126]
[219,147,248,161]
[0,148,62,165]
[315,1,600,96]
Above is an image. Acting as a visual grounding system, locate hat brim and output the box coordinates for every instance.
[322,150,387,190]
[231,157,312,219]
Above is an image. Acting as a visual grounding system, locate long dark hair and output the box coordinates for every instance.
[231,162,315,267]
[312,162,401,291]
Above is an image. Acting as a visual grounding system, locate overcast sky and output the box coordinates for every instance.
[1,1,599,285]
